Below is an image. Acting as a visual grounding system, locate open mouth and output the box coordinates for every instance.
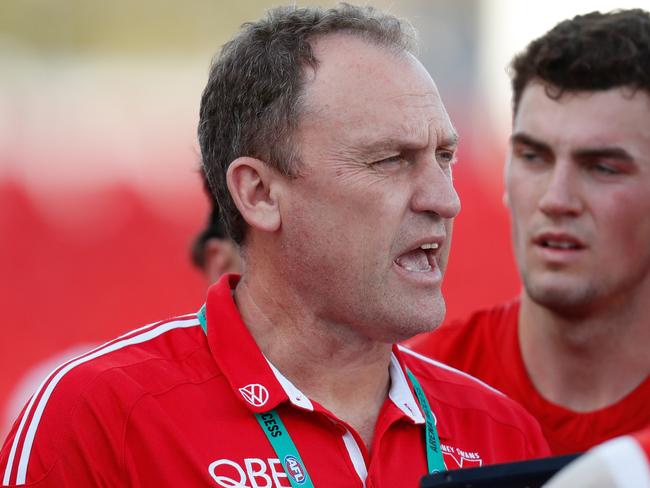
[395,243,439,272]
[534,234,585,251]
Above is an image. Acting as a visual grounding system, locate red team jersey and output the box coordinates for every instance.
[408,299,650,455]
[1,277,549,487]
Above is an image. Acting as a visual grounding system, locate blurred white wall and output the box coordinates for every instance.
[478,0,650,140]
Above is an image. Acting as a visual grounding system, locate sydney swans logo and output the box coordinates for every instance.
[239,384,269,407]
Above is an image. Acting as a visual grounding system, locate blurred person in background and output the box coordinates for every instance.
[191,171,242,284]
[0,4,549,487]
[545,426,650,488]
[409,8,650,456]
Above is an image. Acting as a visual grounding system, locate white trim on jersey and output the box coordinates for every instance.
[342,429,368,487]
[2,316,200,486]
[397,345,505,397]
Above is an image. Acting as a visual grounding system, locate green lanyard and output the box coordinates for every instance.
[406,368,447,474]
[255,410,314,487]
[198,305,208,335]
[197,305,445,485]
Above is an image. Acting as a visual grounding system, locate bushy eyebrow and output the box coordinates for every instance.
[349,130,459,158]
[511,132,634,162]
[510,133,551,154]
[440,132,459,148]
[573,147,633,162]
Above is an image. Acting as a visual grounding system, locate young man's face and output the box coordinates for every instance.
[506,83,650,315]
[276,34,460,342]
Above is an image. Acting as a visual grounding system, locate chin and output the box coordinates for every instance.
[524,278,598,315]
[366,306,444,343]
[401,302,446,340]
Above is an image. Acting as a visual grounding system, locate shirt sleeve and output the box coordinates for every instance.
[1,372,129,487]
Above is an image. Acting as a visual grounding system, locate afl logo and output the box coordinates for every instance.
[283,455,306,484]
[239,383,269,407]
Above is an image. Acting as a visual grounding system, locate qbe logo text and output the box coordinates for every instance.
[208,458,291,488]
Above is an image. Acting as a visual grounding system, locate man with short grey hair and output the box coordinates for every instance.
[1,5,548,486]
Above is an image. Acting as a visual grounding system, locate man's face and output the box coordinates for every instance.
[277,35,460,342]
[506,83,650,315]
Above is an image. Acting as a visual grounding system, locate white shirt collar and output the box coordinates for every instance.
[266,358,315,410]
[388,353,425,424]
[266,352,426,424]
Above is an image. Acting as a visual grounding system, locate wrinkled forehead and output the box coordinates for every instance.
[303,33,433,103]
[298,34,455,146]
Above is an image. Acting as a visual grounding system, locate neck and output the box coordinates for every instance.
[519,293,650,412]
[234,274,392,448]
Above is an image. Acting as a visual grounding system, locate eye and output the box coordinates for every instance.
[513,146,545,166]
[375,155,403,165]
[370,154,409,172]
[591,162,621,175]
[521,149,540,162]
[436,149,456,165]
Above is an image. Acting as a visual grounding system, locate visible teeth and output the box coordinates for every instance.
[402,263,432,272]
[420,243,439,250]
[544,240,577,249]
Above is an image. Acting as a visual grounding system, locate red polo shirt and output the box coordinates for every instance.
[1,276,548,487]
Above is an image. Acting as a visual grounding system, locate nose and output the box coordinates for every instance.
[410,160,461,219]
[538,161,583,217]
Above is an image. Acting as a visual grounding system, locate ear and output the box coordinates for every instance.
[226,157,282,234]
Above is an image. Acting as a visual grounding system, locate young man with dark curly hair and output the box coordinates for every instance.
[410,8,650,457]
